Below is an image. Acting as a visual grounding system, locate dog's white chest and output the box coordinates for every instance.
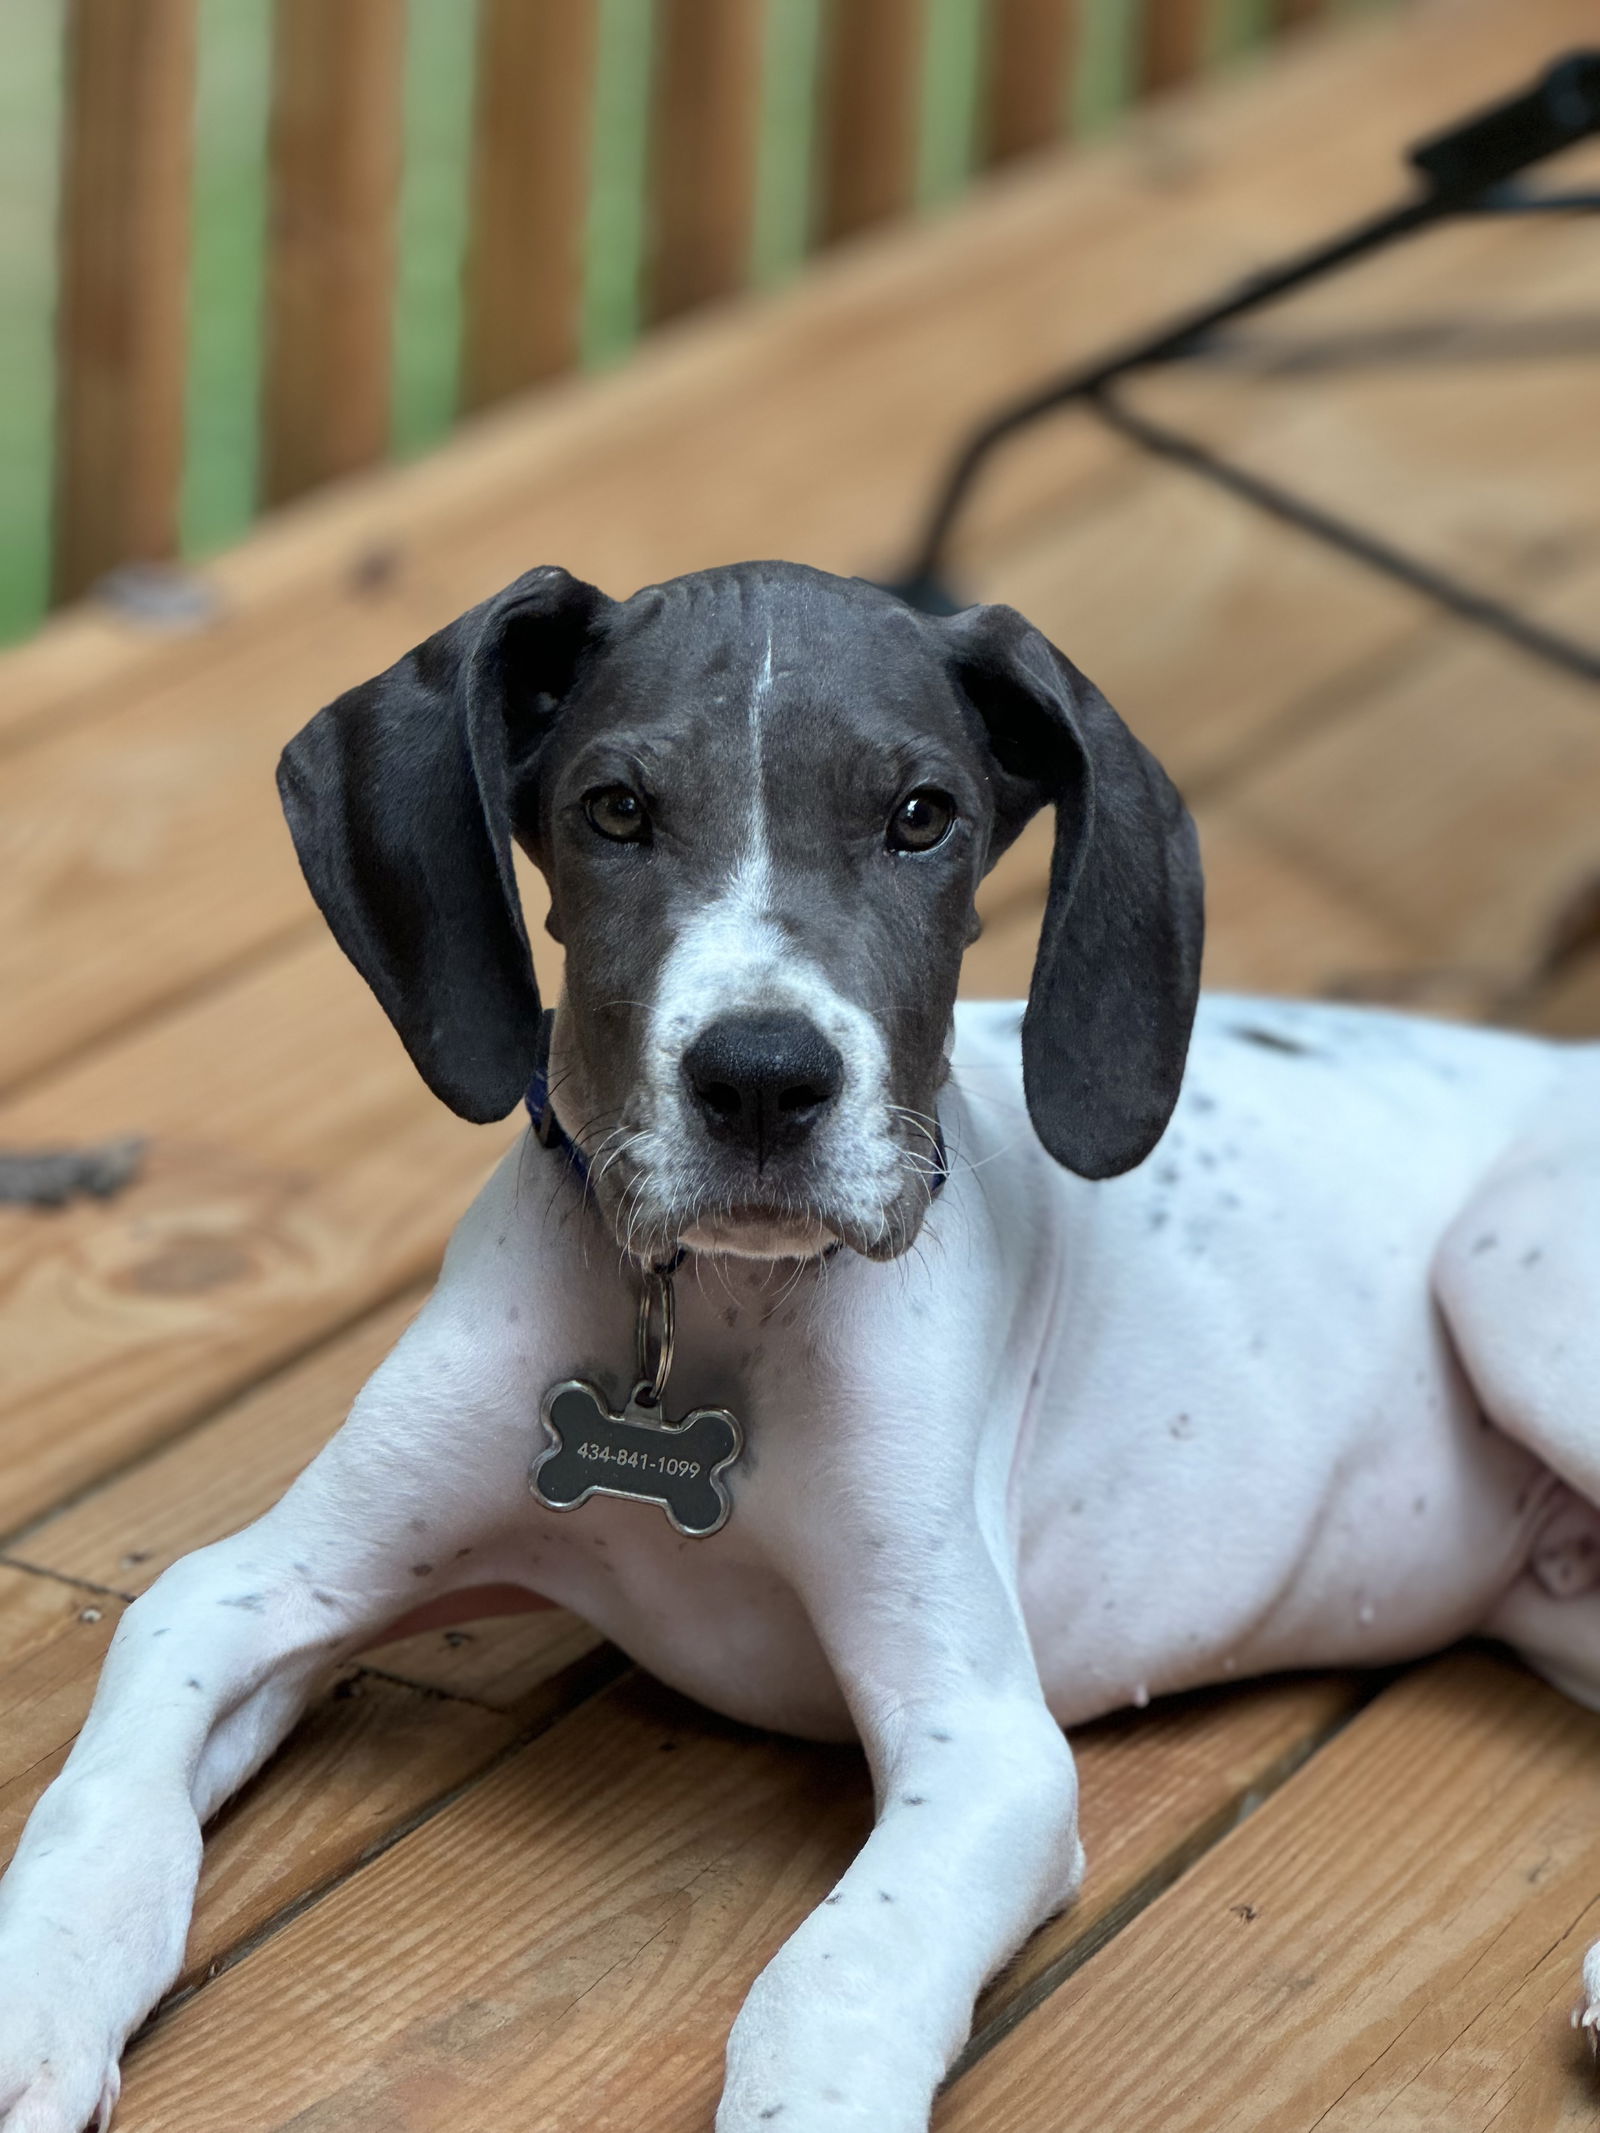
[501,999,1576,1736]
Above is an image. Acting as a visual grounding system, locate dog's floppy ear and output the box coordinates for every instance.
[947,602,1203,1179]
[277,565,612,1123]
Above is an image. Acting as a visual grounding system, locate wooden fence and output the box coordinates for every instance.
[46,0,1338,612]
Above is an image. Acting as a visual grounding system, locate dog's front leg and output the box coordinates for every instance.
[0,1283,527,2133]
[719,1487,1078,2133]
[0,1531,391,2132]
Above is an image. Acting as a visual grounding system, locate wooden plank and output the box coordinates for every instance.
[940,1653,1600,2131]
[645,0,764,324]
[51,0,198,604]
[4,1291,428,1582]
[113,1665,1357,2126]
[969,452,1433,793]
[814,0,928,243]
[259,0,407,508]
[5,0,1583,752]
[982,0,1078,166]
[1191,807,1425,1002]
[459,0,601,411]
[1227,558,1600,987]
[6,1287,607,1713]
[0,935,512,1531]
[1139,0,1210,95]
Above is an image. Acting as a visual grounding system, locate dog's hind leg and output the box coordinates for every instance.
[1433,1067,1600,2035]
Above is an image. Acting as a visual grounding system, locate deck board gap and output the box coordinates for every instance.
[0,1556,135,1605]
[354,1641,628,1716]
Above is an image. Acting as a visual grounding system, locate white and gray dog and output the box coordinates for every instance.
[2,560,1598,2132]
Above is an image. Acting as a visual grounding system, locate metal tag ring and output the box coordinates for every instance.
[635,1265,675,1407]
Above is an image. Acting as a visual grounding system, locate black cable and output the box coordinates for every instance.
[883,49,1600,689]
[1087,388,1600,686]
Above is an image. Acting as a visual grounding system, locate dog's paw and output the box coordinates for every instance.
[0,1992,122,2132]
[0,2065,119,2133]
[1572,1943,1600,2057]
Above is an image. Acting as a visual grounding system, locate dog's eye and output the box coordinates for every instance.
[584,786,650,843]
[887,789,955,853]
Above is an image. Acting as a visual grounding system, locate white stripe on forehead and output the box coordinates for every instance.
[745,624,775,903]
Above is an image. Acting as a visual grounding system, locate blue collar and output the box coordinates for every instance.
[524,1010,949,1220]
[525,1012,589,1182]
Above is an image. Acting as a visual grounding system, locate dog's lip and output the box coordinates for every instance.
[684,1201,835,1236]
[677,1204,840,1259]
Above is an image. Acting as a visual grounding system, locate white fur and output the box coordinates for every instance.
[2,994,1598,2129]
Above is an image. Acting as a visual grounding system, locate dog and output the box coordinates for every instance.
[1,559,1597,2133]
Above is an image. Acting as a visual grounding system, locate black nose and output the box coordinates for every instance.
[683,1012,845,1161]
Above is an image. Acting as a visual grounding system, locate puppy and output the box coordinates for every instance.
[0,561,1596,2133]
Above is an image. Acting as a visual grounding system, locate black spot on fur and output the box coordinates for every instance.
[1232,1025,1314,1057]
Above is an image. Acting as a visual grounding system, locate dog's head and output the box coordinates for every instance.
[279,561,1202,1263]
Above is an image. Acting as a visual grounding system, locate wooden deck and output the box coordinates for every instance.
[2,1,1599,2124]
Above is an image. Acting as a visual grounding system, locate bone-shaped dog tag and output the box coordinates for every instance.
[532,1379,742,1537]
